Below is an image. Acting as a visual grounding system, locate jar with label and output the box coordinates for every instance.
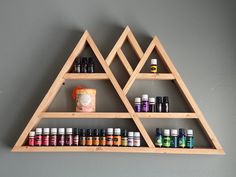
[86,129,93,146]
[134,132,141,147]
[99,129,106,146]
[149,97,156,112]
[156,96,162,112]
[134,97,141,112]
[170,129,178,148]
[58,128,65,146]
[150,58,158,73]
[28,131,35,146]
[65,128,73,146]
[73,128,79,146]
[35,128,42,146]
[106,128,113,146]
[74,58,81,73]
[186,129,194,148]
[128,132,134,147]
[121,129,128,147]
[141,94,149,112]
[50,128,57,146]
[178,128,186,148]
[163,129,171,148]
[80,129,86,146]
[113,128,121,146]
[155,128,163,147]
[93,129,100,146]
[42,128,50,146]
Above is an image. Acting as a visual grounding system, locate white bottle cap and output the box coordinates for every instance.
[35,128,42,134]
[142,94,148,101]
[58,128,65,134]
[134,132,140,137]
[29,131,35,137]
[151,59,157,65]
[114,128,121,135]
[149,97,155,103]
[51,128,57,134]
[66,128,73,134]
[128,131,134,137]
[107,128,113,135]
[171,129,178,136]
[187,129,193,136]
[163,129,170,136]
[43,128,50,134]
[135,97,141,103]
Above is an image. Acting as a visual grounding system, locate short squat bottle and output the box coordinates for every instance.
[149,97,156,112]
[35,128,42,146]
[80,129,86,146]
[93,129,100,146]
[141,94,149,112]
[106,128,113,146]
[113,128,121,146]
[58,128,65,146]
[134,132,141,147]
[65,128,73,146]
[178,128,186,148]
[170,129,178,148]
[163,129,171,148]
[156,96,162,112]
[73,128,79,146]
[155,128,163,147]
[99,129,106,146]
[50,128,57,146]
[86,129,93,146]
[162,96,169,112]
[28,131,35,146]
[150,58,158,73]
[128,132,134,147]
[134,97,141,112]
[87,57,95,73]
[186,129,194,148]
[121,129,128,147]
[42,128,50,146]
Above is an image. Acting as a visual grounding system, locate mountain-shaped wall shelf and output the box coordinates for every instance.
[12,26,224,155]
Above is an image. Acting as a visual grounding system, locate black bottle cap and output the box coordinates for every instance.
[82,57,87,63]
[80,129,86,136]
[88,57,94,63]
[73,128,79,135]
[179,128,185,135]
[163,96,169,103]
[156,128,162,135]
[100,129,106,136]
[156,96,162,103]
[86,129,92,136]
[122,129,128,136]
[94,129,99,136]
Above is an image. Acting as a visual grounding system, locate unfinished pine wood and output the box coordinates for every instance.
[13,26,224,155]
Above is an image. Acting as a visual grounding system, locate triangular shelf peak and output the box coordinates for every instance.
[12,26,224,155]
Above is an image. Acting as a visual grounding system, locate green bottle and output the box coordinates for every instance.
[178,128,186,148]
[163,129,171,148]
[186,129,194,148]
[155,128,163,147]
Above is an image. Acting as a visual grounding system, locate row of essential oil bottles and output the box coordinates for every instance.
[28,128,141,147]
[135,95,169,112]
[74,57,95,73]
[155,128,194,148]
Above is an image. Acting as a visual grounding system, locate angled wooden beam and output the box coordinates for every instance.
[117,49,133,76]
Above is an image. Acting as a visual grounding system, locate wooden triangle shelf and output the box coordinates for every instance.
[12,26,224,155]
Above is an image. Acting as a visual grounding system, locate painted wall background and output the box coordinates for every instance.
[0,0,235,176]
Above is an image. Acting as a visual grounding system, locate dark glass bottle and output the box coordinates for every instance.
[121,129,128,147]
[99,129,106,146]
[156,96,162,112]
[162,96,169,112]
[74,58,81,73]
[81,57,88,73]
[79,129,86,146]
[93,129,100,146]
[86,129,93,146]
[87,57,95,73]
[178,128,186,148]
[73,128,79,146]
[155,128,163,147]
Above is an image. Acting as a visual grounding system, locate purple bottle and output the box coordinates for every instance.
[141,94,149,112]
[134,97,141,112]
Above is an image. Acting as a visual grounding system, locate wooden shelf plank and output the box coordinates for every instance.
[136,73,175,80]
[137,113,197,119]
[64,73,108,80]
[12,146,225,155]
[40,112,131,118]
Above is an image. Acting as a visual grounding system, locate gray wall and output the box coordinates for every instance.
[0,0,235,177]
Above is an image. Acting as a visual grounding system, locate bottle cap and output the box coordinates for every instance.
[163,96,169,103]
[66,128,73,134]
[135,97,141,103]
[187,129,193,136]
[171,129,178,136]
[156,128,162,135]
[128,131,134,137]
[100,129,106,136]
[73,128,79,135]
[43,128,50,134]
[149,97,155,103]
[134,132,140,137]
[142,94,148,101]
[80,129,86,136]
[122,129,128,136]
[151,59,157,65]
[94,129,99,136]
[156,96,162,103]
[88,57,94,63]
[58,128,65,134]
[29,131,35,136]
[35,128,42,134]
[179,128,185,135]
[107,128,113,135]
[50,128,57,134]
[163,129,170,136]
[82,57,87,63]
[114,128,121,135]
[86,129,92,136]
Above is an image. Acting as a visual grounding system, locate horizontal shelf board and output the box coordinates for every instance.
[137,113,197,119]
[64,73,108,80]
[12,146,224,155]
[136,73,175,80]
[40,112,131,118]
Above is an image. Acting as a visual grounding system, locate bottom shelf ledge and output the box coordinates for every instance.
[12,146,225,155]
